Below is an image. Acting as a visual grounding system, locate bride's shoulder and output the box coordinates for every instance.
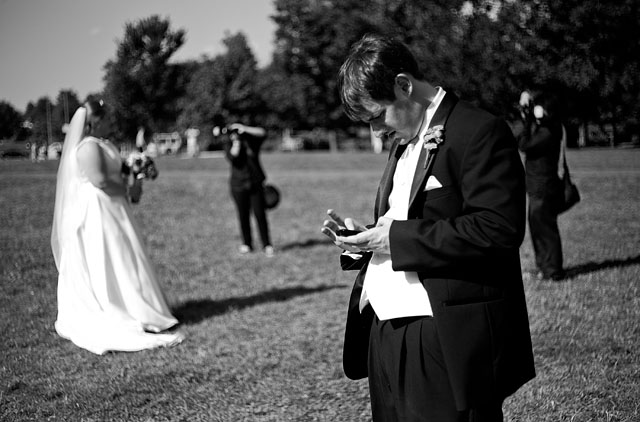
[76,136,106,158]
[77,136,108,150]
[77,136,97,145]
[80,135,103,144]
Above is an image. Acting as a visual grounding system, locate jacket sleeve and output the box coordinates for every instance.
[517,117,560,156]
[340,251,372,271]
[389,117,526,273]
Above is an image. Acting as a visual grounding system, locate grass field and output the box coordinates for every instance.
[1,148,638,421]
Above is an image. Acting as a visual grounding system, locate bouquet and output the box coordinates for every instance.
[123,151,159,180]
[122,151,158,204]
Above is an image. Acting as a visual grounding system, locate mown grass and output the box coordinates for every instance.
[1,149,638,421]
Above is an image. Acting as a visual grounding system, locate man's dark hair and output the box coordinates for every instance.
[338,34,424,121]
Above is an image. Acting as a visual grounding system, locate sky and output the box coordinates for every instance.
[0,0,277,111]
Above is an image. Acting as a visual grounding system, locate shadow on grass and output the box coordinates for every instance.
[276,237,332,251]
[565,254,640,279]
[174,284,348,324]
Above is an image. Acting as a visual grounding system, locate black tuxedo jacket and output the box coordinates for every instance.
[341,92,535,411]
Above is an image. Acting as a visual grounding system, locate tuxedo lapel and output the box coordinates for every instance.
[408,92,459,209]
[375,140,406,220]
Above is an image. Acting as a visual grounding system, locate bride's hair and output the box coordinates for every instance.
[84,99,106,135]
[85,99,106,119]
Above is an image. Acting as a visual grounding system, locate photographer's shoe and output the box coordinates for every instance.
[264,246,274,257]
[535,269,565,282]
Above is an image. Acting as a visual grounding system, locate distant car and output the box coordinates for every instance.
[0,140,30,159]
[48,142,63,159]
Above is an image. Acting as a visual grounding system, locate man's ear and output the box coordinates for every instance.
[394,74,413,97]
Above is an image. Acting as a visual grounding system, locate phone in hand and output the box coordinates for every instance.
[337,229,361,237]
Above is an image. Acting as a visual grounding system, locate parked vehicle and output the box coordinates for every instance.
[0,140,30,159]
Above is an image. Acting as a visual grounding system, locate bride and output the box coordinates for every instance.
[51,99,183,354]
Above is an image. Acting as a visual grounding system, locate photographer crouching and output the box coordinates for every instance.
[515,90,566,281]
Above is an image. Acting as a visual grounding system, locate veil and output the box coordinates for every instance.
[51,106,87,269]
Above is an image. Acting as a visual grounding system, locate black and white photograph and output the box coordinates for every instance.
[1,1,638,421]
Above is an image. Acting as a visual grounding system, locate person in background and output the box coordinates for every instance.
[51,99,183,354]
[136,125,147,152]
[321,34,535,421]
[516,90,566,281]
[217,119,274,257]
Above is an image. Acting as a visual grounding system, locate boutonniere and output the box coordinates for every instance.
[422,125,444,168]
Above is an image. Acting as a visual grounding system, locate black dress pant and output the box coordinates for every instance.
[231,185,271,249]
[528,195,563,278]
[368,315,503,422]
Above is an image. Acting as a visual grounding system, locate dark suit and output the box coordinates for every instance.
[342,92,535,413]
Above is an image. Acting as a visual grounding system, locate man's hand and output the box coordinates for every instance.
[228,123,245,134]
[321,209,367,253]
[342,216,392,255]
[519,91,532,108]
[519,90,533,121]
[321,209,392,254]
[229,139,242,157]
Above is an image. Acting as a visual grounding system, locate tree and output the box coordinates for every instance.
[268,0,638,144]
[494,0,640,143]
[53,90,81,141]
[53,90,81,127]
[272,0,381,129]
[255,59,315,129]
[177,32,261,145]
[103,15,186,142]
[24,97,55,147]
[218,32,261,121]
[0,101,22,141]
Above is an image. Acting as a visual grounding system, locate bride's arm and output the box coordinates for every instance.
[77,141,127,197]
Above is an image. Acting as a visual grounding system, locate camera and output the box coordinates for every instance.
[213,125,240,140]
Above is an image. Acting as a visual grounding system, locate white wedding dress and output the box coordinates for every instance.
[51,107,183,354]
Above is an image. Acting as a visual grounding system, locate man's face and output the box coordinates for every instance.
[361,85,424,145]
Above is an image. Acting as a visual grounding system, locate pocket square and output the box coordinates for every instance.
[425,175,443,191]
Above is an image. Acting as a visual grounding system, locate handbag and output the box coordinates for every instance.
[263,183,281,210]
[557,164,580,214]
[556,125,580,214]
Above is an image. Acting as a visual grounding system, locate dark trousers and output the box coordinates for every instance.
[231,186,271,249]
[528,195,563,278]
[368,316,503,422]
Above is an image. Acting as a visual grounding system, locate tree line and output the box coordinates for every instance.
[1,0,638,149]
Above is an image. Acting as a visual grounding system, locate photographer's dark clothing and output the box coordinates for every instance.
[528,196,563,279]
[231,186,270,248]
[516,116,564,279]
[517,117,563,198]
[225,133,266,191]
[224,132,271,249]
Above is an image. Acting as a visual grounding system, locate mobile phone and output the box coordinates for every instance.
[337,229,361,237]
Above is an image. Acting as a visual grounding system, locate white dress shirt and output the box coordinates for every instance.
[359,87,446,320]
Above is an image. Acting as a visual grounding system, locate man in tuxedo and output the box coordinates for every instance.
[322,34,535,421]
